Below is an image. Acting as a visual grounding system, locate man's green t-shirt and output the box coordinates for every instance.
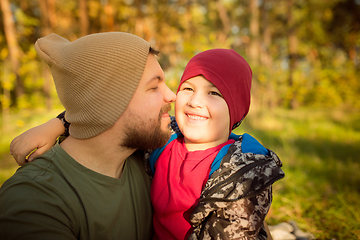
[0,143,153,240]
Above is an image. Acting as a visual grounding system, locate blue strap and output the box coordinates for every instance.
[208,133,240,177]
[241,133,269,155]
[209,144,232,177]
[149,133,181,174]
[150,132,269,177]
[229,132,239,141]
[209,133,269,177]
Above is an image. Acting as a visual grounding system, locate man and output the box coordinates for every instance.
[0,32,176,240]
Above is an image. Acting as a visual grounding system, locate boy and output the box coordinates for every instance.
[10,49,284,240]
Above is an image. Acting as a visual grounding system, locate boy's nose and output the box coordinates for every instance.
[187,93,204,108]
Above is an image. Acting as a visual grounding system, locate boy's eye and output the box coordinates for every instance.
[209,91,222,97]
[183,87,193,91]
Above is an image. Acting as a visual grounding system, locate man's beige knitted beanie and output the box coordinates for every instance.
[35,32,151,139]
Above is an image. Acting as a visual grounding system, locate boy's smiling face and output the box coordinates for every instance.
[175,75,230,151]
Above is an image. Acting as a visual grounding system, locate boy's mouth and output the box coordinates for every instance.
[186,113,207,121]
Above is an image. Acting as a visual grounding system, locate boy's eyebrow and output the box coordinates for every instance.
[184,80,217,89]
[206,81,218,89]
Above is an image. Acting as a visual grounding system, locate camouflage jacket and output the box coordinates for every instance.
[145,117,285,240]
[187,137,284,240]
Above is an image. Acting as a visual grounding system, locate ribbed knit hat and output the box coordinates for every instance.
[35,32,151,139]
[178,49,252,131]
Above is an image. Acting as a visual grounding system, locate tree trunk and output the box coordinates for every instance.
[249,0,260,65]
[39,0,50,35]
[103,2,114,32]
[260,0,272,68]
[38,0,54,110]
[79,0,89,36]
[0,0,24,107]
[47,0,57,29]
[261,0,275,108]
[134,0,151,41]
[287,0,298,109]
[216,0,230,44]
[183,0,195,41]
[1,61,11,129]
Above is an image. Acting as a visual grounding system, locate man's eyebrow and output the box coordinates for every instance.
[146,75,163,84]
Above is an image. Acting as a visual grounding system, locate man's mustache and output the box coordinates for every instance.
[160,104,171,116]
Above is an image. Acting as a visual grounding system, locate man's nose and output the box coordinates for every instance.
[163,84,176,103]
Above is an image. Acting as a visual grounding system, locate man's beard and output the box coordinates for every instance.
[121,104,172,150]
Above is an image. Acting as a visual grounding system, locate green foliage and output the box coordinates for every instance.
[1,0,359,111]
[15,8,40,37]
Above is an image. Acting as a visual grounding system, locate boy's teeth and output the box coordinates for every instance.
[187,114,206,120]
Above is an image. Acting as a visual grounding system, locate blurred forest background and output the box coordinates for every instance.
[0,0,359,239]
[1,0,360,111]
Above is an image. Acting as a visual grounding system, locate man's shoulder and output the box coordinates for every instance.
[0,159,75,201]
[0,162,82,240]
[0,144,79,203]
[10,145,66,181]
[0,145,86,239]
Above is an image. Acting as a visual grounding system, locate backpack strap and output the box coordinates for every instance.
[209,144,232,177]
[209,133,269,177]
[241,133,269,155]
[149,133,182,174]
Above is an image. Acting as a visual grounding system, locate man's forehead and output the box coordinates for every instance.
[139,55,164,85]
[143,75,163,85]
